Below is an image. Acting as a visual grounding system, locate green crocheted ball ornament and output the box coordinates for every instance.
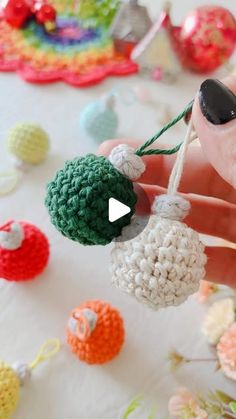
[45,154,137,245]
[6,123,49,165]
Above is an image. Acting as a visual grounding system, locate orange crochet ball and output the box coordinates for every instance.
[0,220,49,281]
[67,300,125,365]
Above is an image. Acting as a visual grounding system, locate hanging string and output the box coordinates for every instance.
[167,118,195,195]
[30,339,60,370]
[135,101,193,157]
[138,142,182,156]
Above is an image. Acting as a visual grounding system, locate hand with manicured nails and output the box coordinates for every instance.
[98,77,236,287]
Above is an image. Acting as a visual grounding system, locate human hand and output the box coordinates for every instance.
[98,77,236,287]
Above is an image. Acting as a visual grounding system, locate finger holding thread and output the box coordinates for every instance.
[136,183,236,244]
[98,138,236,205]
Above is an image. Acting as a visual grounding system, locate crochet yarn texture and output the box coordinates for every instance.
[0,361,20,419]
[109,144,146,181]
[111,195,207,310]
[6,123,49,164]
[0,221,49,281]
[45,154,137,245]
[0,340,60,419]
[67,300,125,364]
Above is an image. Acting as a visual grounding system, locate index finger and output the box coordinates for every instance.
[98,138,236,205]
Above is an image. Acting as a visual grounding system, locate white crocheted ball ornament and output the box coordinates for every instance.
[109,144,146,181]
[111,195,207,310]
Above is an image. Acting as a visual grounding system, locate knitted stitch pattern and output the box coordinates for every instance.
[0,14,137,88]
[6,123,49,164]
[67,300,125,364]
[80,101,118,142]
[111,215,207,310]
[0,361,20,419]
[45,154,137,245]
[0,221,49,281]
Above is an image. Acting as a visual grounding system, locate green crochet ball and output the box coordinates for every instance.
[45,154,137,245]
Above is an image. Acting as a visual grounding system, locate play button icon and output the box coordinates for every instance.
[109,198,131,223]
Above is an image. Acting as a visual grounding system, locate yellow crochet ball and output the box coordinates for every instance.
[6,123,49,165]
[0,361,20,419]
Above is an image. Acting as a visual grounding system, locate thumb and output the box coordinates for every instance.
[192,77,236,188]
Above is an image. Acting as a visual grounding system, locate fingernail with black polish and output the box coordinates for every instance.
[199,79,236,125]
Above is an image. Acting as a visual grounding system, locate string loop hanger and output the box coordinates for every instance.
[110,102,197,184]
[12,339,61,386]
[152,118,195,221]
[0,339,60,419]
[135,101,194,157]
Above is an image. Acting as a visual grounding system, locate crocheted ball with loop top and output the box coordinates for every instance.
[0,361,20,419]
[0,339,60,419]
[0,221,49,281]
[80,94,119,142]
[67,300,125,364]
[111,194,207,310]
[0,358,32,419]
[45,152,139,245]
[6,123,49,165]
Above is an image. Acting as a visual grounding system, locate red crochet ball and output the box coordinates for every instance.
[0,221,49,281]
[67,300,125,365]
[4,0,32,29]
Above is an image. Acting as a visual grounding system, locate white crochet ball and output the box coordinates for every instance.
[109,144,146,181]
[111,195,207,310]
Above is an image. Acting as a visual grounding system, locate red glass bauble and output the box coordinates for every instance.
[36,4,56,24]
[172,6,236,73]
[4,0,32,29]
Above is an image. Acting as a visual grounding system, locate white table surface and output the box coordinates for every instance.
[0,1,236,418]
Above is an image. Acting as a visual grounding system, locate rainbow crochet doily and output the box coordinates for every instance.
[0,13,138,87]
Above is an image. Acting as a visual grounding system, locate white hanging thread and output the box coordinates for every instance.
[110,118,207,310]
[152,119,196,220]
[167,119,195,196]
